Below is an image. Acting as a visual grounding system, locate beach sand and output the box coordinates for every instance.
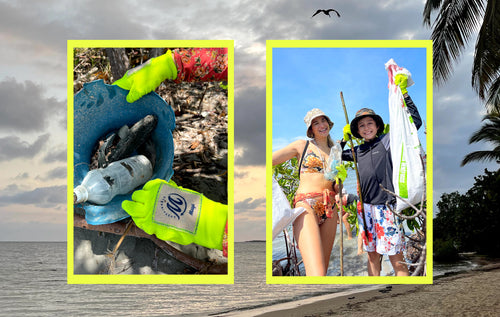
[225,263,500,316]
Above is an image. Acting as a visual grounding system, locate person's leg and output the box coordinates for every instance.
[293,204,326,276]
[372,204,409,276]
[389,253,409,276]
[358,204,376,272]
[367,251,381,276]
[319,211,337,271]
[357,233,365,255]
[342,212,352,239]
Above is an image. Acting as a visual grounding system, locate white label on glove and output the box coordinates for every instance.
[153,183,201,234]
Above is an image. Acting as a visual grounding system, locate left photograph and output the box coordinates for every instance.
[67,41,234,284]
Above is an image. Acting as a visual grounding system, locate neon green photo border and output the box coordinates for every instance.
[266,40,433,284]
[67,40,234,284]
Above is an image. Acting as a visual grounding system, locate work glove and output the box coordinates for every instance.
[382,123,390,135]
[113,50,178,103]
[343,124,352,141]
[394,73,408,94]
[122,178,227,250]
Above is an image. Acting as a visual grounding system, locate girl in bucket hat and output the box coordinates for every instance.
[273,108,339,276]
[341,74,422,276]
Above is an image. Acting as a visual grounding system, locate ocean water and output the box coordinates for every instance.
[0,241,475,316]
[0,241,355,316]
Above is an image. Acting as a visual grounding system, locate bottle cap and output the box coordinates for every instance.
[73,185,88,204]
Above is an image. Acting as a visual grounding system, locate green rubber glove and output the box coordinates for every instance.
[382,123,390,135]
[122,178,227,250]
[343,124,352,141]
[113,50,178,103]
[394,73,408,94]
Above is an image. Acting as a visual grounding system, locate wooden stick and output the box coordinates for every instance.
[340,92,368,237]
[338,180,344,276]
[73,214,227,274]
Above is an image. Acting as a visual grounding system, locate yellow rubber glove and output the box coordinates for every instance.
[113,50,178,103]
[382,123,390,135]
[122,179,227,250]
[343,124,352,141]
[394,73,408,94]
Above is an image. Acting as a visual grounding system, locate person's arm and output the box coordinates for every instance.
[114,48,228,103]
[272,140,303,166]
[403,94,422,130]
[395,73,422,130]
[341,144,354,162]
[172,48,228,83]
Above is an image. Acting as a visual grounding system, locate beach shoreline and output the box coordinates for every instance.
[220,262,500,316]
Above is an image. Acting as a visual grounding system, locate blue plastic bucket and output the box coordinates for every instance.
[74,80,175,225]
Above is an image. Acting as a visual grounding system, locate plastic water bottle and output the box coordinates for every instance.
[74,155,153,205]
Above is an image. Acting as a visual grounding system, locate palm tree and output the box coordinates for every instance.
[461,112,500,165]
[423,0,500,112]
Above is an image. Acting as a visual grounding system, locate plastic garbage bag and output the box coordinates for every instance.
[385,59,426,213]
[272,178,306,240]
[324,143,342,181]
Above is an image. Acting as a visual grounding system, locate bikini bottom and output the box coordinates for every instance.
[293,190,335,225]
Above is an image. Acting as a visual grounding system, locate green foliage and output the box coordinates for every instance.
[400,206,422,231]
[424,0,500,112]
[435,168,500,257]
[341,199,358,230]
[273,158,299,206]
[434,238,460,262]
[461,113,500,166]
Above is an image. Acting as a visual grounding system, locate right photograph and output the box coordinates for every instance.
[267,40,433,284]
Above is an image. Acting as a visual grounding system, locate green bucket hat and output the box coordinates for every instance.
[350,108,384,139]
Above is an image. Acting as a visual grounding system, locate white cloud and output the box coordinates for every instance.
[0,0,495,241]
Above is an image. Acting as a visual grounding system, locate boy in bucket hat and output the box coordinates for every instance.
[341,73,422,276]
[273,108,340,276]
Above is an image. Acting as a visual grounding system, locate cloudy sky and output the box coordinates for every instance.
[0,0,497,241]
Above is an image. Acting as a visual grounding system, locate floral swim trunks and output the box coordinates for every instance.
[358,203,405,255]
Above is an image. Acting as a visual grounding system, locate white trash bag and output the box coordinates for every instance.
[385,58,426,213]
[272,177,306,240]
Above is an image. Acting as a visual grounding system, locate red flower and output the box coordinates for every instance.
[375,223,384,239]
[361,231,373,244]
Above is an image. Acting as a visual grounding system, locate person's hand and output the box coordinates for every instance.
[113,51,178,103]
[382,123,390,135]
[343,124,352,141]
[122,178,227,250]
[394,73,408,94]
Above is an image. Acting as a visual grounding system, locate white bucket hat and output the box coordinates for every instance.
[304,108,334,138]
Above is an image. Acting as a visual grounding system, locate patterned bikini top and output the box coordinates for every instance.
[299,140,326,174]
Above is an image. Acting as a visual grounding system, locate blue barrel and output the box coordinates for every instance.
[74,80,175,225]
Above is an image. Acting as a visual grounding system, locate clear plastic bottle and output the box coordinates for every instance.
[74,155,153,205]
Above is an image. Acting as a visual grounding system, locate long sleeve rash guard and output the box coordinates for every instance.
[342,94,422,205]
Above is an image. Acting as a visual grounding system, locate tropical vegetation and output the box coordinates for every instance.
[424,0,500,112]
[434,168,500,260]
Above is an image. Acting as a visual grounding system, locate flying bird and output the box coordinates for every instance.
[312,9,341,18]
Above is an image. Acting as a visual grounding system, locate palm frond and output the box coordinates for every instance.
[485,76,500,113]
[423,0,445,26]
[472,0,500,100]
[461,149,500,166]
[468,114,500,144]
[430,0,485,85]
[462,113,500,166]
